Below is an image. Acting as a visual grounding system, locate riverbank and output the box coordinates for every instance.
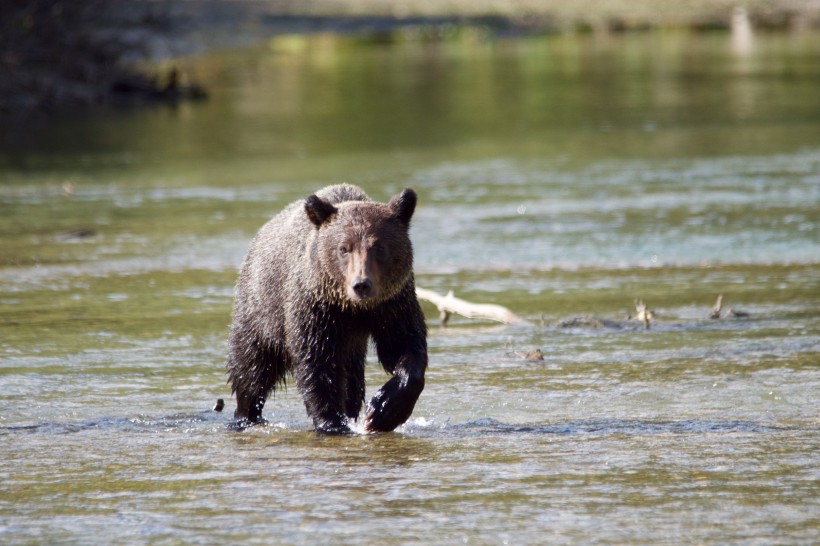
[228,0,820,30]
[2,0,819,119]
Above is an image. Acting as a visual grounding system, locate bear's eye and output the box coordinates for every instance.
[338,245,351,256]
[373,243,387,257]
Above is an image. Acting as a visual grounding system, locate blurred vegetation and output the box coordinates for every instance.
[262,0,819,30]
[0,0,202,118]
[1,0,817,118]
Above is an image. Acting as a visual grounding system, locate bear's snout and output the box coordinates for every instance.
[351,277,374,298]
[343,242,381,302]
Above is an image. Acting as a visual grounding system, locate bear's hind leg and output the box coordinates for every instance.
[228,337,289,425]
[234,389,268,424]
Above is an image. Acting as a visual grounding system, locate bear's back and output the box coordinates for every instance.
[315,183,371,206]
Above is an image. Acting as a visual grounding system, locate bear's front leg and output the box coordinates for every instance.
[367,301,428,433]
[364,365,425,432]
[295,355,354,434]
[296,336,363,434]
[288,302,366,434]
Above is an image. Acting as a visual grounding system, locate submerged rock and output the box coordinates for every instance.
[514,348,544,361]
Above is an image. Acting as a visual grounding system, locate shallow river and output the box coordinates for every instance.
[1,29,818,544]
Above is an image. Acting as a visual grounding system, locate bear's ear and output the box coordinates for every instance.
[388,188,417,226]
[305,195,337,227]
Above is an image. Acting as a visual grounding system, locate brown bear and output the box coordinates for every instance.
[226,184,427,433]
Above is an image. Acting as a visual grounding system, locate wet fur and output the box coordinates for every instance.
[226,184,427,433]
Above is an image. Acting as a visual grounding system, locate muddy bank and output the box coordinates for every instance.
[2,0,818,120]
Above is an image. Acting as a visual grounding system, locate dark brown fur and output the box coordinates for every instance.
[226,184,427,433]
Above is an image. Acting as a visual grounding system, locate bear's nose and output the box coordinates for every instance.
[352,278,373,298]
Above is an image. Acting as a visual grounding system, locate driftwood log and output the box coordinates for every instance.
[415,289,747,329]
[416,287,528,326]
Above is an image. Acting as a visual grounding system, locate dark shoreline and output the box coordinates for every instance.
[2,0,818,121]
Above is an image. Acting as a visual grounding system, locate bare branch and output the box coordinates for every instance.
[416,287,528,326]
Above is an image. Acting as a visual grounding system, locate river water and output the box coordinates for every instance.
[1,29,818,544]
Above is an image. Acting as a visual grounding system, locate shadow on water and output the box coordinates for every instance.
[2,413,801,437]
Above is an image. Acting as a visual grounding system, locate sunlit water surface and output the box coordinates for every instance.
[1,30,818,544]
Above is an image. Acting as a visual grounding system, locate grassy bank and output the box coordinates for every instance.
[2,0,818,119]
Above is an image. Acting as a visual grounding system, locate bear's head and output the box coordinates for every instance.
[305,188,417,307]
